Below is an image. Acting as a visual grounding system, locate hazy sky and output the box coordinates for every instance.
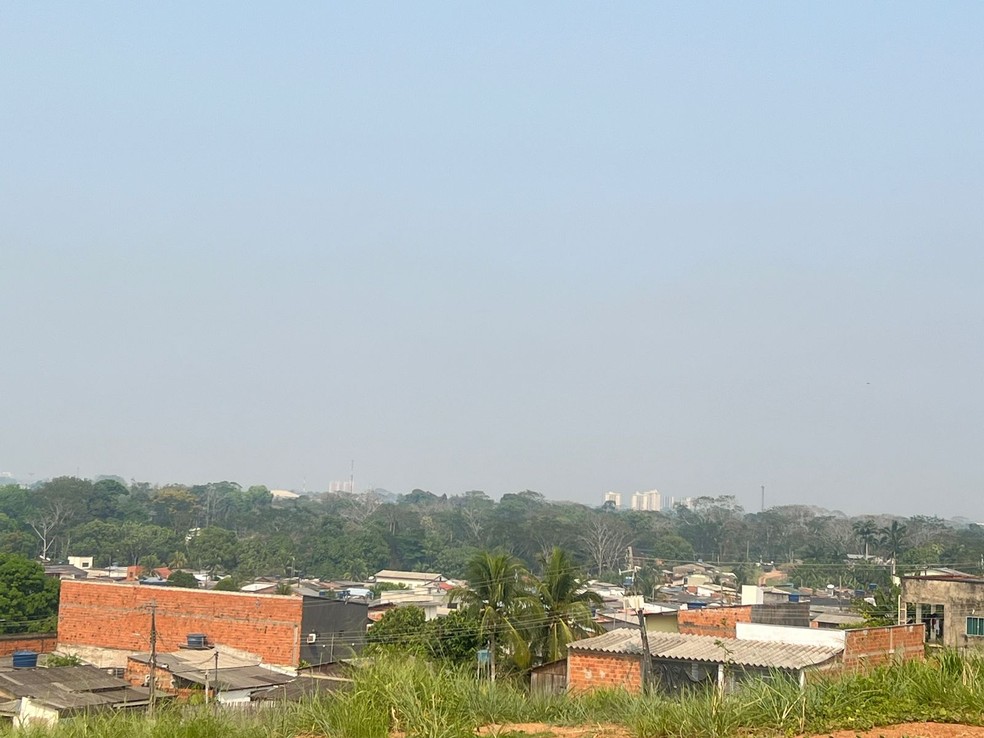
[2,4,982,517]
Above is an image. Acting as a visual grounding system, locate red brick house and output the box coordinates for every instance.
[568,629,841,694]
[57,580,370,668]
[567,622,924,694]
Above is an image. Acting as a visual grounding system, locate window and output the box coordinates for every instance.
[966,617,984,636]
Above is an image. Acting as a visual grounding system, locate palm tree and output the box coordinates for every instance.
[448,550,535,680]
[169,550,188,569]
[879,520,908,562]
[534,547,602,664]
[853,518,879,560]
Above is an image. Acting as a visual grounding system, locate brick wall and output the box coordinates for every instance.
[842,624,924,667]
[677,606,753,638]
[57,581,303,666]
[0,633,57,656]
[567,651,642,693]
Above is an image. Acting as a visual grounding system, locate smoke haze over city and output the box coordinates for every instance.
[2,4,983,517]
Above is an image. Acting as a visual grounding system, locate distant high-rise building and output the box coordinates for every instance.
[329,480,354,493]
[628,489,663,512]
[603,491,622,508]
[644,489,661,511]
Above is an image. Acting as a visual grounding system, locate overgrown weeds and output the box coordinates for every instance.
[11,651,984,738]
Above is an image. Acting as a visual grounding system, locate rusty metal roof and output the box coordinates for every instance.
[568,628,841,670]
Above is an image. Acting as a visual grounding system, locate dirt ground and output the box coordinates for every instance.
[804,725,984,738]
[479,724,631,738]
[478,722,984,738]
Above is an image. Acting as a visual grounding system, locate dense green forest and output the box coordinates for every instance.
[1,477,982,592]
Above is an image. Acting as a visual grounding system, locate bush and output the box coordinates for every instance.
[167,570,199,588]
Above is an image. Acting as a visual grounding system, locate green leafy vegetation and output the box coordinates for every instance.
[166,570,199,588]
[12,652,984,738]
[0,476,980,599]
[0,554,59,633]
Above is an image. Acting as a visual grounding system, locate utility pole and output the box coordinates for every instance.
[636,609,653,693]
[148,602,158,718]
[761,484,765,512]
[211,651,219,705]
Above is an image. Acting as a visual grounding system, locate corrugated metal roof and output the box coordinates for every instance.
[569,628,841,670]
[374,570,443,581]
[251,675,348,701]
[811,612,865,625]
[0,666,130,697]
[0,666,151,713]
[129,650,256,671]
[172,665,293,691]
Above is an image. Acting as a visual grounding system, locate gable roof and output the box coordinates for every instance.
[569,628,841,670]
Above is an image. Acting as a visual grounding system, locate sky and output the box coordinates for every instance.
[1,4,983,517]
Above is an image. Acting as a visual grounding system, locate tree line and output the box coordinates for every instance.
[0,477,982,591]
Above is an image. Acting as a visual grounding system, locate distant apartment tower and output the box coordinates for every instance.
[603,491,622,508]
[644,489,661,511]
[629,489,662,512]
[659,495,693,511]
[329,480,354,494]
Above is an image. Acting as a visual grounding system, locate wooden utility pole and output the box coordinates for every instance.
[206,650,219,705]
[636,609,653,693]
[148,602,158,718]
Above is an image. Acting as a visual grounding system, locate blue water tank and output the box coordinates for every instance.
[788,593,800,603]
[187,634,206,649]
[13,651,38,668]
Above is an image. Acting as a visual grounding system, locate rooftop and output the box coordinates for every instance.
[811,612,866,626]
[569,628,842,670]
[901,573,984,583]
[251,675,348,701]
[374,570,444,582]
[0,665,150,713]
[128,651,292,691]
[0,665,130,698]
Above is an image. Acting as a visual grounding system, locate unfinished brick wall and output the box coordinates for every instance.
[567,651,642,693]
[57,581,303,666]
[677,606,753,638]
[842,624,924,667]
[0,633,57,656]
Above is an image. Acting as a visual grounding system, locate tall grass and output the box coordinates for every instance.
[11,651,984,738]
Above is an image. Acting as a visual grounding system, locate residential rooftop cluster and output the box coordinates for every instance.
[0,561,979,728]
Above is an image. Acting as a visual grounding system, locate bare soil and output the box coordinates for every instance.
[478,723,631,738]
[477,722,984,738]
[804,724,984,738]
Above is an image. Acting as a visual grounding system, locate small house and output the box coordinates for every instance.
[567,628,841,694]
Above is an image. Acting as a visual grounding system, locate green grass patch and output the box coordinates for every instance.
[9,651,984,738]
